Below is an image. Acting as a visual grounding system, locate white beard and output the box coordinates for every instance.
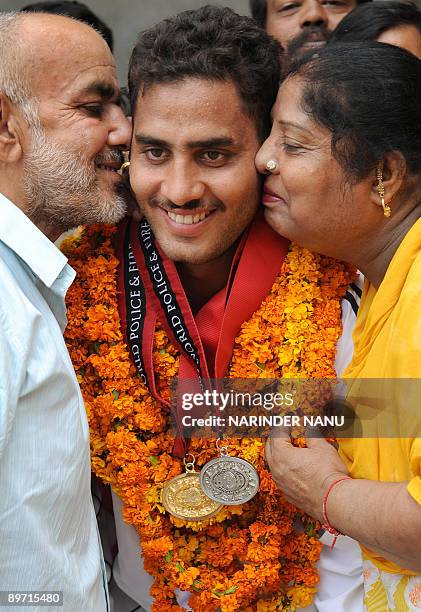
[23,124,127,232]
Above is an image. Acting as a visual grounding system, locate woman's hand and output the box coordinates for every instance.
[266,433,421,572]
[265,433,349,521]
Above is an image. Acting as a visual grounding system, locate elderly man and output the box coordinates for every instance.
[250,0,371,58]
[0,11,130,611]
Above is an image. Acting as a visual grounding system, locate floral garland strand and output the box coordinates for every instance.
[62,224,355,612]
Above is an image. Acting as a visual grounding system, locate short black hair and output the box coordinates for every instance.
[329,1,421,43]
[286,42,421,180]
[249,0,372,30]
[20,1,113,50]
[249,0,267,28]
[128,5,281,139]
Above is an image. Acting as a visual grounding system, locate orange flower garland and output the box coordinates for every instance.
[62,224,355,612]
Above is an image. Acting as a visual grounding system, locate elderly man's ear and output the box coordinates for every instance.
[0,93,24,163]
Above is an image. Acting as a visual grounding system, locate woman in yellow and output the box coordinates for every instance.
[258,43,421,610]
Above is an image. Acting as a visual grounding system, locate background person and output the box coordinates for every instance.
[257,42,421,611]
[329,0,421,58]
[0,11,130,611]
[249,0,371,59]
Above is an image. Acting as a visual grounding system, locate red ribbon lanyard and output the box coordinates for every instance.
[116,211,289,457]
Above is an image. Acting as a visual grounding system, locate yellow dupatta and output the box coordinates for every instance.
[340,217,421,575]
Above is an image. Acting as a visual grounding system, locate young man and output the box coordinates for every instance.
[250,0,370,58]
[64,6,362,610]
[0,11,130,611]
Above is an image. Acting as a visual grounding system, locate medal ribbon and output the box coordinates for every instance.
[117,211,289,456]
[133,218,209,381]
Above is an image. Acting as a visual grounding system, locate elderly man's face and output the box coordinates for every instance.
[19,16,131,231]
[265,0,358,57]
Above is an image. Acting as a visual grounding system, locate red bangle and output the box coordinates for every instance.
[322,476,351,550]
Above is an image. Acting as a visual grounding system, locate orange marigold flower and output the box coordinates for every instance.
[63,227,355,610]
[142,535,173,561]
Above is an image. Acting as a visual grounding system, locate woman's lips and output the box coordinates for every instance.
[261,187,286,208]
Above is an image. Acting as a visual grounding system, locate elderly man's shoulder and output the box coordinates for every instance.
[0,241,31,317]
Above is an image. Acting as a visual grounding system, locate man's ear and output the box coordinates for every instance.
[0,92,24,163]
[370,151,406,213]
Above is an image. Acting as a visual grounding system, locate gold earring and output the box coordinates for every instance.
[376,163,391,218]
[121,161,130,172]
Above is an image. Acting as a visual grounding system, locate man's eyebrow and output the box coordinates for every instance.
[134,135,169,147]
[187,137,234,148]
[134,135,235,148]
[81,81,117,101]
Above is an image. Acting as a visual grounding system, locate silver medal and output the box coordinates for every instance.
[200,456,259,505]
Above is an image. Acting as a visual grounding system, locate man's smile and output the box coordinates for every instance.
[166,209,213,225]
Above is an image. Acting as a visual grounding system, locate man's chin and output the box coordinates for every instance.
[300,40,325,51]
[95,184,129,225]
[79,193,128,226]
[158,241,220,266]
[287,36,328,60]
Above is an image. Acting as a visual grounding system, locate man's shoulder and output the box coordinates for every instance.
[341,273,364,318]
[0,241,40,347]
[336,273,364,376]
[0,240,28,300]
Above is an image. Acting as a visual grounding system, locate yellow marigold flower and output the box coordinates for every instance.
[288,585,317,608]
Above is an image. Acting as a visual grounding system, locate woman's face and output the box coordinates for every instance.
[255,76,376,259]
[377,25,421,60]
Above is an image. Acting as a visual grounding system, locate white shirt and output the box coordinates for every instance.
[0,194,109,612]
[110,275,365,612]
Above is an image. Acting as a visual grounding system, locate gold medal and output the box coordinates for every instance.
[162,456,223,521]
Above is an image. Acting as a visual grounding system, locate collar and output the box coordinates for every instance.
[0,192,69,288]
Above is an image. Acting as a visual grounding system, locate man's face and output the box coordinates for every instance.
[20,16,131,231]
[130,78,261,266]
[265,0,358,57]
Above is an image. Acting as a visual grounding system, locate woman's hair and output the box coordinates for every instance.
[329,1,421,44]
[286,42,421,180]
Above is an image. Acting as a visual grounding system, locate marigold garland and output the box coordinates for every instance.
[62,224,355,611]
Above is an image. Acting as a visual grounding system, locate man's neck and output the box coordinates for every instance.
[0,183,61,242]
[176,241,238,315]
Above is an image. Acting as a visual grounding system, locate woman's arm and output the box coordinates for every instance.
[325,475,421,571]
[266,436,421,572]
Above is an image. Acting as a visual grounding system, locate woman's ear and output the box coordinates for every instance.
[370,151,406,216]
[0,93,24,164]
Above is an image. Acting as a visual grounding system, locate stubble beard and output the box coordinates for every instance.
[23,124,127,233]
[286,25,330,62]
[140,194,258,266]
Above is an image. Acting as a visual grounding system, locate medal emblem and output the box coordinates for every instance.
[200,456,259,505]
[162,456,223,521]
